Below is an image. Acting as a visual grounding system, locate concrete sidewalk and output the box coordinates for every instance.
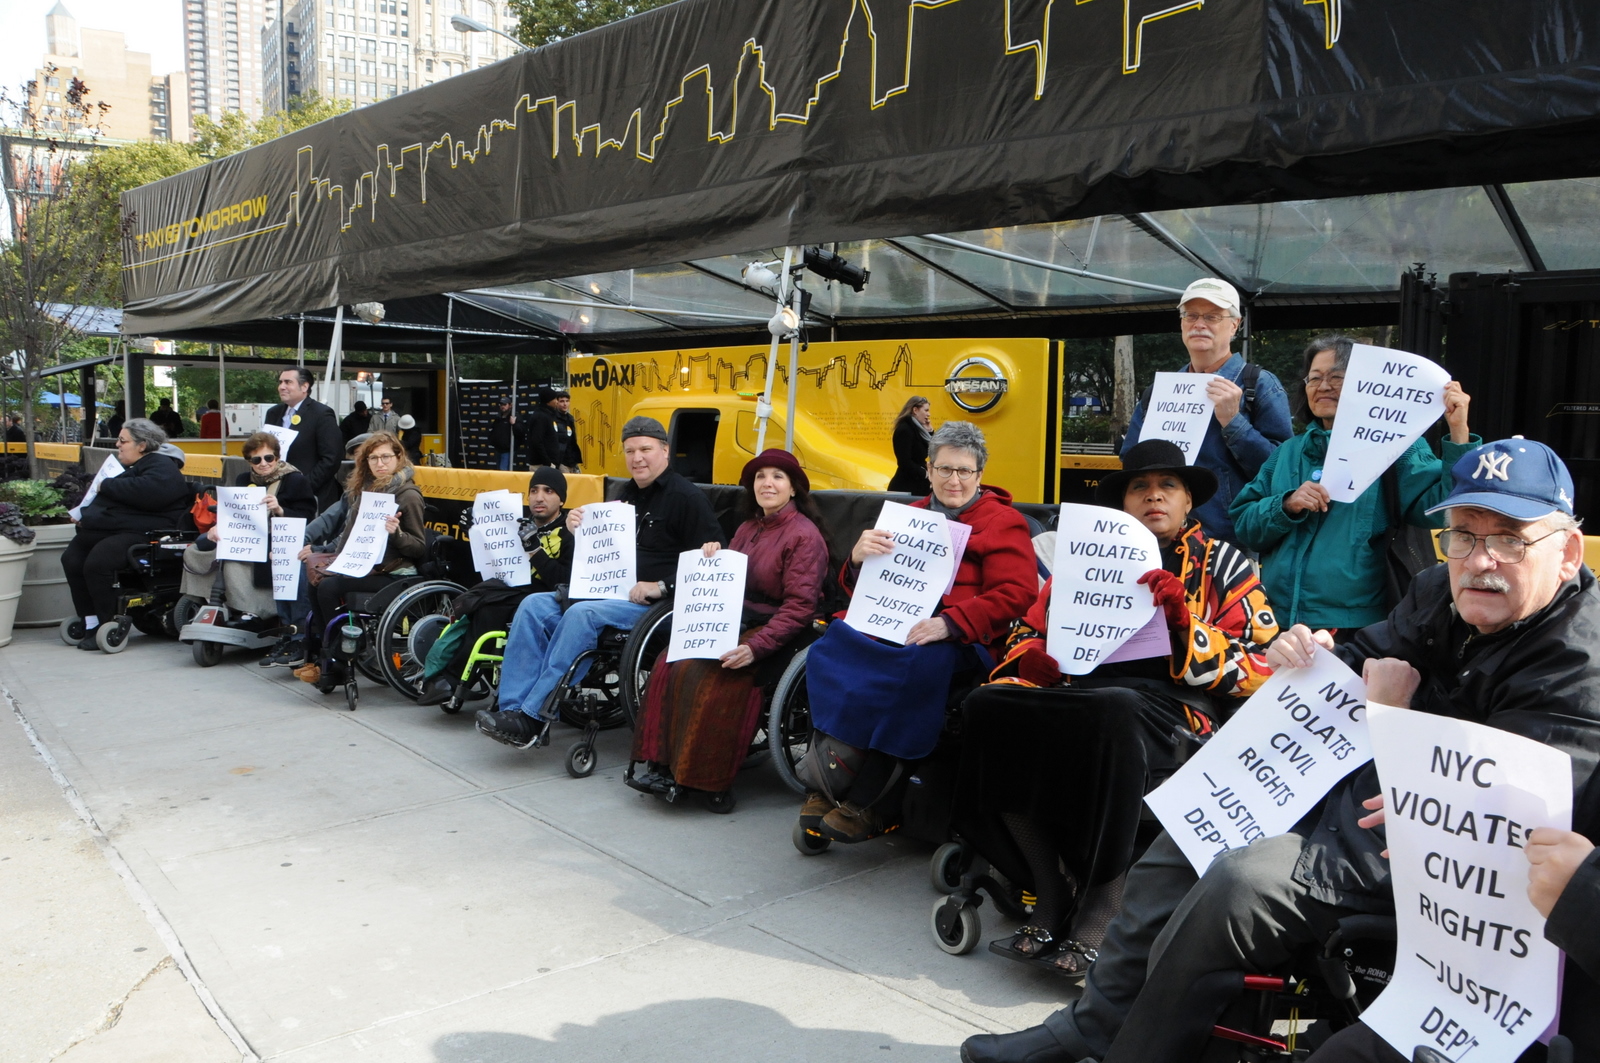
[0,626,1071,1061]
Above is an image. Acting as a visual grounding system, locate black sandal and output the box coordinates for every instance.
[988,928,1096,978]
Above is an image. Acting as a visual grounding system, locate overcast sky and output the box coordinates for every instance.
[1,0,185,101]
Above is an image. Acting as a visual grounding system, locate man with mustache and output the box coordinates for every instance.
[963,439,1600,1063]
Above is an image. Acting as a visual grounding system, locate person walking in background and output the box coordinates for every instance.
[149,397,184,439]
[887,395,934,495]
[525,386,582,471]
[490,395,522,470]
[396,414,423,464]
[368,397,400,436]
[339,401,369,445]
[265,368,343,510]
[1120,278,1292,546]
[104,400,125,445]
[199,399,223,439]
[4,414,25,443]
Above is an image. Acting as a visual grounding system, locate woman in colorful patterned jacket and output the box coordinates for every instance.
[953,438,1279,977]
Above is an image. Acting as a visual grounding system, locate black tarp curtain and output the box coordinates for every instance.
[120,0,1600,336]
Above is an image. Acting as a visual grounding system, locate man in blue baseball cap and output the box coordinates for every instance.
[963,438,1600,1063]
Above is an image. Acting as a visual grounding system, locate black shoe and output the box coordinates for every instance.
[626,765,673,795]
[280,641,308,669]
[415,675,455,706]
[960,1025,1079,1063]
[77,631,101,651]
[260,637,297,667]
[475,709,550,749]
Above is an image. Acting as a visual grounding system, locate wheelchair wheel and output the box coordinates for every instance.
[59,617,86,646]
[171,595,202,633]
[768,647,812,796]
[131,607,167,638]
[792,819,831,856]
[192,639,225,668]
[376,580,465,699]
[931,896,982,956]
[704,790,736,814]
[565,740,597,778]
[618,598,675,727]
[96,618,132,654]
[931,842,969,895]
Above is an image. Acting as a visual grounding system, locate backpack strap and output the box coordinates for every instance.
[1138,360,1262,424]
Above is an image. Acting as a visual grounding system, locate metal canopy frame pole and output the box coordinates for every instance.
[1484,184,1547,272]
[753,247,794,455]
[324,306,344,385]
[914,234,1187,296]
[217,342,227,442]
[444,297,455,467]
[297,315,305,367]
[783,281,803,453]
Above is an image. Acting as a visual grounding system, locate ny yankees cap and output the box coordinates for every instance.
[1425,437,1575,521]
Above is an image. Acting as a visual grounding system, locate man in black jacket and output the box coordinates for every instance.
[339,401,369,445]
[149,398,184,438]
[416,466,575,704]
[963,439,1600,1063]
[477,416,722,748]
[489,395,522,471]
[525,386,582,471]
[265,368,344,510]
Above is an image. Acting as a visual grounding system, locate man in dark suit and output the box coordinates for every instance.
[265,367,344,510]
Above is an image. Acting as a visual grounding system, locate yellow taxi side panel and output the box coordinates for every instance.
[566,338,1055,502]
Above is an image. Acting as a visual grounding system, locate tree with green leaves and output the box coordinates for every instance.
[190,92,350,159]
[507,0,678,47]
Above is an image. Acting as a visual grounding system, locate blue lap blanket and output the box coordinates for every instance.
[805,621,973,760]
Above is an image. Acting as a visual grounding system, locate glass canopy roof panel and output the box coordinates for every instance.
[1148,190,1526,294]
[690,241,999,319]
[462,282,667,335]
[1503,178,1600,272]
[900,217,1198,308]
[549,263,780,327]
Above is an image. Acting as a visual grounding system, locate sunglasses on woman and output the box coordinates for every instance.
[247,454,278,465]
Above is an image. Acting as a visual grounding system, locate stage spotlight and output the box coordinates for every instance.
[802,246,870,292]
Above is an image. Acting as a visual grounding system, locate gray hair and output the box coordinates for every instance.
[121,417,167,453]
[928,420,988,470]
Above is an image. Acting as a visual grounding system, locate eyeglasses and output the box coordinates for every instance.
[1304,372,1346,390]
[1179,311,1230,326]
[246,454,278,465]
[929,464,979,481]
[1439,528,1563,565]
[368,451,399,464]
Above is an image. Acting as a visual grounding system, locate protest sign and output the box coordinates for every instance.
[68,454,123,521]
[667,549,748,662]
[261,423,299,458]
[843,500,955,645]
[1046,504,1159,674]
[942,520,972,595]
[469,519,532,586]
[1137,372,1218,463]
[1359,706,1569,1063]
[472,489,521,525]
[1322,345,1450,503]
[1145,645,1370,873]
[326,492,398,578]
[569,501,636,600]
[215,486,269,562]
[270,517,306,600]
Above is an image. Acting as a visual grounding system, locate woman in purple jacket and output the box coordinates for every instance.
[628,449,830,807]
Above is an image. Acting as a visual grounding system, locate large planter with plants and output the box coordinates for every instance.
[0,476,81,628]
[0,506,38,648]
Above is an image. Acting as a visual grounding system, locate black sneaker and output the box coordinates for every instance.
[415,675,455,706]
[77,631,101,651]
[280,641,308,669]
[475,708,550,749]
[259,637,292,667]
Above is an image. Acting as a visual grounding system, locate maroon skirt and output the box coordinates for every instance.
[630,631,766,793]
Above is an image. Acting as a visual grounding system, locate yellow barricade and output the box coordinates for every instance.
[411,467,606,508]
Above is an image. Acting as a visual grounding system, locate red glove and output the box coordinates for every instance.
[1016,641,1062,686]
[1139,568,1191,632]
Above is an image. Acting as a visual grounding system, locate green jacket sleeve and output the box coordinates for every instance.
[1395,434,1482,529]
[1229,442,1306,552]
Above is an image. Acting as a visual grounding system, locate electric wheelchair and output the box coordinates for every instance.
[58,526,202,653]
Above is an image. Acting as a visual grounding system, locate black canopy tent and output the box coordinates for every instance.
[119,0,1600,340]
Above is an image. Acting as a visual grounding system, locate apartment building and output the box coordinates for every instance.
[184,0,268,123]
[31,2,191,142]
[261,0,520,113]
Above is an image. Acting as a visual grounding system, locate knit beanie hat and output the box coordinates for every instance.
[529,465,568,501]
[620,416,669,444]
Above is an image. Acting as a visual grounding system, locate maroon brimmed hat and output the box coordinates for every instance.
[740,448,810,493]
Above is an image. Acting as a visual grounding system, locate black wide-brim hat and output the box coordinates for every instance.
[1096,439,1218,508]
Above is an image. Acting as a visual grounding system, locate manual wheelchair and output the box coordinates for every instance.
[58,528,201,653]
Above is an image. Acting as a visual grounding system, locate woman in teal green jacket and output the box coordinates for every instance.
[1229,335,1477,633]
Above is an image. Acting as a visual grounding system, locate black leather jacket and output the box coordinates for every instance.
[1291,563,1600,910]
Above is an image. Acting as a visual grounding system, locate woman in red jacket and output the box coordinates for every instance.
[628,450,830,807]
[800,421,1038,845]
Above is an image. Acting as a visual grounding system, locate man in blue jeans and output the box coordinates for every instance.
[476,416,724,748]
